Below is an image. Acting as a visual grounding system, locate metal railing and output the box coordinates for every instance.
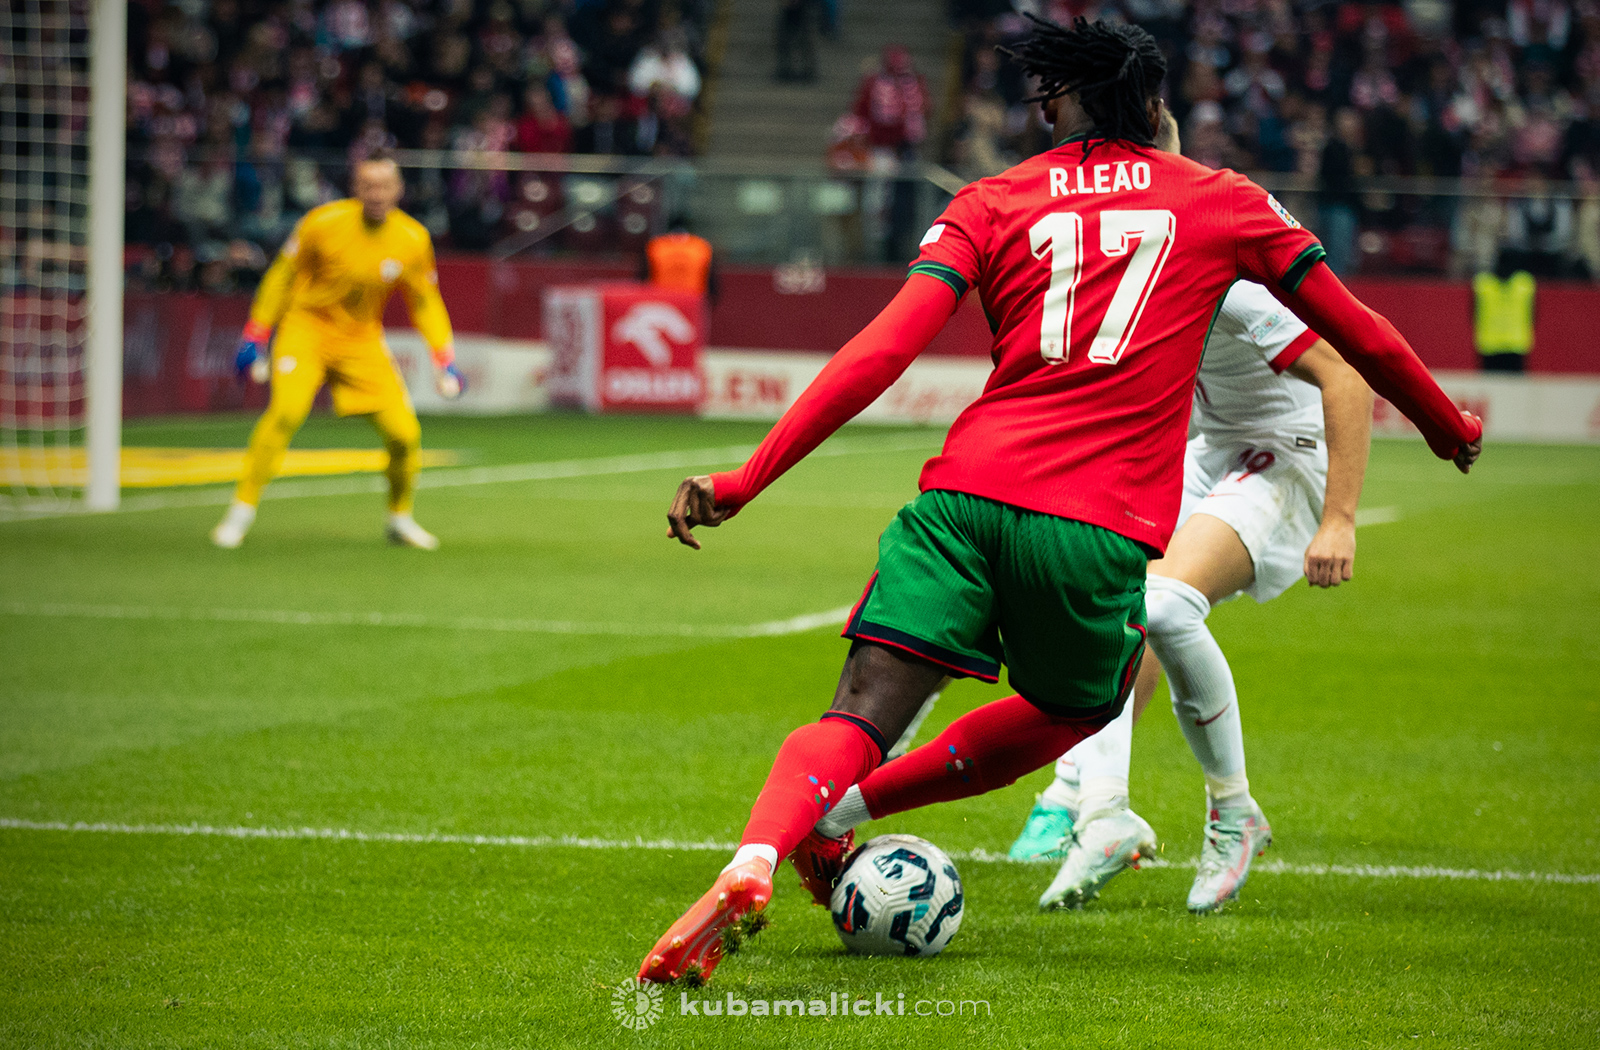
[120,147,1600,280]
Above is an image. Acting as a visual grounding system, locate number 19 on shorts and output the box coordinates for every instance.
[1029,209,1176,366]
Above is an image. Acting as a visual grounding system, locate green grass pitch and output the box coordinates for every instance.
[1,413,1597,1048]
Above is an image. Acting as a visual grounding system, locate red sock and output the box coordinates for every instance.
[858,695,1111,819]
[740,713,885,861]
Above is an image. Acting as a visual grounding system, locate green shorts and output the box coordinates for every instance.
[842,489,1148,716]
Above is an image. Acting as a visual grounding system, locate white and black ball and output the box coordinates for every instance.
[830,834,964,957]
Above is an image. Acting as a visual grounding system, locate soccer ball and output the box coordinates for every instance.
[829,834,964,957]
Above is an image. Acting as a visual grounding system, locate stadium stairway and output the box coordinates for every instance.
[703,0,952,168]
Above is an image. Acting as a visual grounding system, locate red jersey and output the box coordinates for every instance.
[709,138,1477,554]
[906,138,1324,551]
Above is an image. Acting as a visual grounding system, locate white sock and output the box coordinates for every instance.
[1147,574,1252,808]
[1072,700,1134,822]
[224,499,256,527]
[814,783,871,838]
[722,843,778,874]
[388,511,414,526]
[888,692,940,758]
[1040,755,1079,811]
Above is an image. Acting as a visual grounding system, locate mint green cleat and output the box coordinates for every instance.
[1008,798,1076,861]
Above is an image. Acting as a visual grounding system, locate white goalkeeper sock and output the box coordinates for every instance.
[1071,700,1134,822]
[815,784,871,838]
[1147,574,1252,808]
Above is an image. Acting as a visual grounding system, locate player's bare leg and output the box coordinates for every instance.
[213,368,318,548]
[639,642,942,984]
[371,403,436,549]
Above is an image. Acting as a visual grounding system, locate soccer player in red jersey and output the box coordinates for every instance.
[638,17,1482,986]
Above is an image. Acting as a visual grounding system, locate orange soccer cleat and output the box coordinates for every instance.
[638,859,773,986]
[789,828,855,907]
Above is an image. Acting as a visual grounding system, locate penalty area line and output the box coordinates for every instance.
[2,819,1595,887]
[0,601,858,639]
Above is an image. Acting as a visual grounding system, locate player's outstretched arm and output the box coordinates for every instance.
[1273,262,1481,472]
[666,274,961,548]
[1287,339,1373,587]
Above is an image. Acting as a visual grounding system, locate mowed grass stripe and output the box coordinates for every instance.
[5,818,1596,886]
[0,600,857,638]
[0,431,946,521]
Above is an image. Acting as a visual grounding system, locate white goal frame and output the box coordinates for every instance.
[85,0,123,511]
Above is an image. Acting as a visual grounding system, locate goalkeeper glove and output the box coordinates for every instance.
[432,344,465,399]
[236,320,273,383]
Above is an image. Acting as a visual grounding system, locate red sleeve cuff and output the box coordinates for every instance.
[709,469,747,513]
[1269,328,1320,374]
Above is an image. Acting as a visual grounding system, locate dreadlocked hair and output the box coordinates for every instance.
[998,16,1167,154]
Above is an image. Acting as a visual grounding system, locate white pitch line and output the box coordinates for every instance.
[2,819,1594,886]
[0,433,947,522]
[0,600,857,639]
[960,848,1600,885]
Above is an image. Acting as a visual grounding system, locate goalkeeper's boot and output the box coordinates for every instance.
[385,513,439,550]
[210,499,256,549]
[1187,798,1272,914]
[791,828,853,907]
[1008,797,1076,862]
[1039,807,1157,911]
[638,859,772,986]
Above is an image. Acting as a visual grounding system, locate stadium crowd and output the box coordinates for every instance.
[124,0,1600,282]
[947,0,1600,277]
[125,0,707,288]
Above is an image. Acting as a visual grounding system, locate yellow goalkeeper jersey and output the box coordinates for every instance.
[250,199,453,351]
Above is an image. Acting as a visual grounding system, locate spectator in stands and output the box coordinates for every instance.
[516,84,574,155]
[1503,173,1577,276]
[776,0,819,83]
[852,44,928,262]
[630,27,702,155]
[1319,108,1369,276]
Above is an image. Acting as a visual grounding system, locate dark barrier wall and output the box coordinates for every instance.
[122,258,1600,415]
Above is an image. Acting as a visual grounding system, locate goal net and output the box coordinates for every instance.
[0,0,97,515]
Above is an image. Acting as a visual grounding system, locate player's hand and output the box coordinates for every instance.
[235,321,272,383]
[1304,516,1356,588]
[1453,411,1483,474]
[436,363,466,400]
[666,475,729,550]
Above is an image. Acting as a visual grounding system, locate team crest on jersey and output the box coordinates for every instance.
[1266,194,1301,229]
[380,258,403,282]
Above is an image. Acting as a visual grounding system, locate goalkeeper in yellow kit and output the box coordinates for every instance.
[211,156,464,550]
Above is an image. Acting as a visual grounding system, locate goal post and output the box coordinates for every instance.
[0,0,120,516]
[85,0,124,511]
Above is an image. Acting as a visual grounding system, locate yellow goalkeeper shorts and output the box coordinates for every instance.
[270,314,413,418]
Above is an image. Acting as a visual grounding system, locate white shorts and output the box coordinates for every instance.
[1177,431,1329,603]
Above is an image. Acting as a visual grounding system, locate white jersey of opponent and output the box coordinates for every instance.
[1193,280,1322,441]
[1179,281,1330,602]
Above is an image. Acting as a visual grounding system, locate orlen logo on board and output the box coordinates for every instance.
[611,302,695,366]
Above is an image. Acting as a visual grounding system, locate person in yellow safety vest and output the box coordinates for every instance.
[642,216,717,305]
[1473,263,1535,373]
